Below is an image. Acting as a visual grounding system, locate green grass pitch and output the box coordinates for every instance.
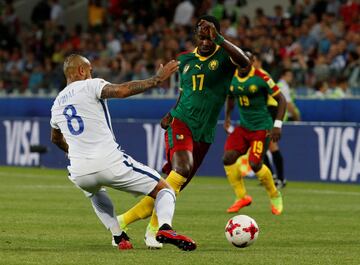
[0,166,359,265]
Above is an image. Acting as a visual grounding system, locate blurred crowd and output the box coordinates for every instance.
[0,0,359,98]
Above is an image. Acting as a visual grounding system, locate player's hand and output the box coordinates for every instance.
[155,60,180,82]
[198,19,219,41]
[271,127,281,142]
[223,119,234,134]
[160,112,173,129]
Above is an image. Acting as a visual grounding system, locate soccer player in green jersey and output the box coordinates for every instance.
[251,52,287,189]
[116,15,251,248]
[223,55,287,215]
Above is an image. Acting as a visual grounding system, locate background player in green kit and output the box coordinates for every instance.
[223,60,287,215]
[117,15,251,248]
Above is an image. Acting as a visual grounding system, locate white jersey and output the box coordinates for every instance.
[50,78,123,176]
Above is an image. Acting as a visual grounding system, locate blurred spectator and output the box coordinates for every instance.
[340,0,360,27]
[2,2,20,36]
[332,76,349,98]
[278,69,301,121]
[173,0,194,26]
[6,66,23,94]
[88,0,106,31]
[106,32,121,57]
[50,0,64,26]
[28,64,44,94]
[0,0,359,98]
[313,54,331,83]
[343,51,360,89]
[312,80,330,99]
[31,0,51,27]
[290,3,306,27]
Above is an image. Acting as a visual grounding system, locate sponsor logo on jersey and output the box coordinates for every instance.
[195,64,202,70]
[176,134,184,140]
[249,85,258,93]
[237,85,244,91]
[208,59,219,70]
[183,64,190,73]
[230,85,234,92]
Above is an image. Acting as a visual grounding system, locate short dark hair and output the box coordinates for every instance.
[195,15,221,32]
[281,68,292,76]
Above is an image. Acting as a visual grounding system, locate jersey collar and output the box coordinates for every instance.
[193,45,220,61]
[235,66,255,82]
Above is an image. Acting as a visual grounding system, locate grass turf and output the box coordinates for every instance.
[0,166,359,265]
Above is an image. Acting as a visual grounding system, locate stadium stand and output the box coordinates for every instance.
[0,0,359,98]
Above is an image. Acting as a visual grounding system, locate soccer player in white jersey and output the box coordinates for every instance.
[50,54,196,251]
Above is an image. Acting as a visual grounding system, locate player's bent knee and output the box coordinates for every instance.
[223,151,239,165]
[250,161,262,172]
[173,164,192,178]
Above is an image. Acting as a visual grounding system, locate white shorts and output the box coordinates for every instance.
[69,153,161,197]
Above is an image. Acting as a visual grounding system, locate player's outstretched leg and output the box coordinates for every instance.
[154,187,196,251]
[224,151,252,213]
[89,190,133,250]
[253,163,283,215]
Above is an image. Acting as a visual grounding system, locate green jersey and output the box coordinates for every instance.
[170,46,236,143]
[228,67,280,131]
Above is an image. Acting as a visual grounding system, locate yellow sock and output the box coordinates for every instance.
[255,164,278,198]
[122,196,154,226]
[165,170,187,195]
[237,153,252,177]
[224,162,247,199]
[149,170,187,228]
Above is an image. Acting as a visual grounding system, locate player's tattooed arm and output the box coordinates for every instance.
[101,60,179,99]
[51,128,68,153]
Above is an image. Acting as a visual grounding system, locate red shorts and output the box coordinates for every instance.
[224,126,270,165]
[163,118,210,190]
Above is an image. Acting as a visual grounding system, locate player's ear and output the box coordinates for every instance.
[78,65,85,76]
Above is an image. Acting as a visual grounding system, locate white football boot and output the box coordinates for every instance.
[144,223,163,249]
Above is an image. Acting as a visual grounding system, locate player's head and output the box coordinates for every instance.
[63,54,92,83]
[194,15,220,56]
[280,68,293,83]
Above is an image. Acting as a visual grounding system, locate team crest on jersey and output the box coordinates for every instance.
[208,60,219,70]
[183,64,190,74]
[249,85,258,93]
[176,134,184,140]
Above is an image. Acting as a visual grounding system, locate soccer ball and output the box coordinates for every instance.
[225,215,259,248]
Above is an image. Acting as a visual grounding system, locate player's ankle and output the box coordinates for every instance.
[113,231,130,244]
[159,223,172,231]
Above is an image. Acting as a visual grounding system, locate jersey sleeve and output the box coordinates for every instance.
[50,103,59,129]
[278,80,291,102]
[256,69,280,96]
[50,118,59,129]
[86,78,110,99]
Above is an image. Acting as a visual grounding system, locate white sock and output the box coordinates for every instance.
[154,188,176,228]
[90,190,121,236]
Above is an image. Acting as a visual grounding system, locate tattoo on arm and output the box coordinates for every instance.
[101,76,161,99]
